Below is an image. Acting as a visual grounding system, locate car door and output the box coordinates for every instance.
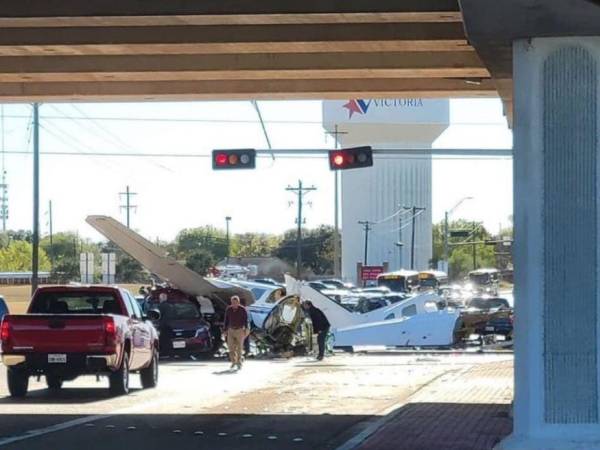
[122,291,149,370]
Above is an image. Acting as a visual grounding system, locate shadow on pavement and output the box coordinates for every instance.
[0,413,372,450]
[0,387,142,405]
[358,402,512,450]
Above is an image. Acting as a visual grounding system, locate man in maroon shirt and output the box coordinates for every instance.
[223,295,249,370]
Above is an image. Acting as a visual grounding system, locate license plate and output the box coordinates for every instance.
[485,326,495,332]
[173,340,186,349]
[48,354,67,363]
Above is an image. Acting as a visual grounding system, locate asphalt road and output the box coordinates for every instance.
[0,353,510,450]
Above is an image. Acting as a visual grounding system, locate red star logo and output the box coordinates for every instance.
[342,100,362,119]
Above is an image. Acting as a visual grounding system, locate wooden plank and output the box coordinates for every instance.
[0,52,489,81]
[0,78,499,102]
[0,12,463,28]
[0,40,472,56]
[0,0,460,17]
[0,23,468,45]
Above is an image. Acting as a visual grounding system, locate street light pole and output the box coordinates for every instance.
[225,216,231,265]
[32,103,40,295]
[443,196,473,273]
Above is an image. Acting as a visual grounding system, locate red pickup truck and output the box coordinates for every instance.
[0,285,160,397]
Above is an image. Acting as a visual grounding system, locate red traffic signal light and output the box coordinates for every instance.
[212,149,256,170]
[329,146,373,171]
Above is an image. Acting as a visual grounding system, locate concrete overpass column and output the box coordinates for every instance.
[498,37,600,450]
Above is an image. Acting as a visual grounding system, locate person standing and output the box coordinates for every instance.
[223,295,249,370]
[303,301,331,361]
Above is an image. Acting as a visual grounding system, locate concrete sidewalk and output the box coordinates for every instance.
[354,359,513,450]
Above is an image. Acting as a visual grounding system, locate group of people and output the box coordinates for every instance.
[223,295,330,371]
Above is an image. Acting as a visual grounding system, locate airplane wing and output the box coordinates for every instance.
[86,215,253,307]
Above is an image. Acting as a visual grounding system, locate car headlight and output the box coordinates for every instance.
[195,326,210,338]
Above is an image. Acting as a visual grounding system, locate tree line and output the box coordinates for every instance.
[0,219,511,283]
[0,225,337,283]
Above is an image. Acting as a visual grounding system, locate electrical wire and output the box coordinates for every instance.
[382,209,427,234]
[0,113,509,127]
[54,104,174,173]
[373,207,414,225]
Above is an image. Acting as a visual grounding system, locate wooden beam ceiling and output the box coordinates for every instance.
[0,0,500,103]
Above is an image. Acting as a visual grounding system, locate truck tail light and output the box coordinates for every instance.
[103,317,116,348]
[0,319,9,343]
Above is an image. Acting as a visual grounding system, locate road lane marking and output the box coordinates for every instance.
[0,394,189,447]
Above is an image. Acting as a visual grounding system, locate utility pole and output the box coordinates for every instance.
[403,205,426,270]
[325,125,348,279]
[32,103,40,294]
[0,105,7,232]
[225,216,231,265]
[48,200,54,268]
[472,221,478,270]
[286,180,317,279]
[396,212,404,269]
[119,185,137,228]
[358,220,374,265]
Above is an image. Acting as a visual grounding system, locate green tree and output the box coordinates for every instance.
[116,254,146,283]
[175,226,228,261]
[0,240,51,272]
[41,232,100,282]
[275,225,335,275]
[185,249,215,276]
[431,219,496,280]
[232,232,280,257]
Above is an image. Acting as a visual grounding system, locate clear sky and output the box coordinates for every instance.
[0,99,512,242]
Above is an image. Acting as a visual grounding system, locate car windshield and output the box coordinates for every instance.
[469,298,508,310]
[155,301,200,320]
[30,291,122,315]
[378,278,407,292]
[469,273,492,285]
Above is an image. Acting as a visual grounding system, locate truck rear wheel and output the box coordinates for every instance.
[109,352,130,396]
[46,375,63,390]
[140,350,158,389]
[7,367,29,398]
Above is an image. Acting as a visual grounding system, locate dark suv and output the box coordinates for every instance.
[144,287,213,358]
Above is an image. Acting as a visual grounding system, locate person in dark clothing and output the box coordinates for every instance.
[302,301,331,360]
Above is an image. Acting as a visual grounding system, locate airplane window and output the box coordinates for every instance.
[424,301,438,313]
[402,305,417,317]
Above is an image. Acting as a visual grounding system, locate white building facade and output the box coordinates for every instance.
[323,99,449,283]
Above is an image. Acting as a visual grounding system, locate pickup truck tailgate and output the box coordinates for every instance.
[5,314,109,353]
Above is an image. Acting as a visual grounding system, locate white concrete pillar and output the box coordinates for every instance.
[498,37,600,449]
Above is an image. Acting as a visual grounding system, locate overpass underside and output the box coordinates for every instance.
[0,0,504,107]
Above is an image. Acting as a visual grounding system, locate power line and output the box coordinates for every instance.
[373,206,414,225]
[0,113,510,127]
[53,104,174,173]
[402,206,427,270]
[379,209,427,234]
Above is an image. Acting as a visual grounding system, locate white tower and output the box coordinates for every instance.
[323,99,449,283]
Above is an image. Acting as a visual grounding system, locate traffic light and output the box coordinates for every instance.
[329,146,373,171]
[212,149,256,170]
